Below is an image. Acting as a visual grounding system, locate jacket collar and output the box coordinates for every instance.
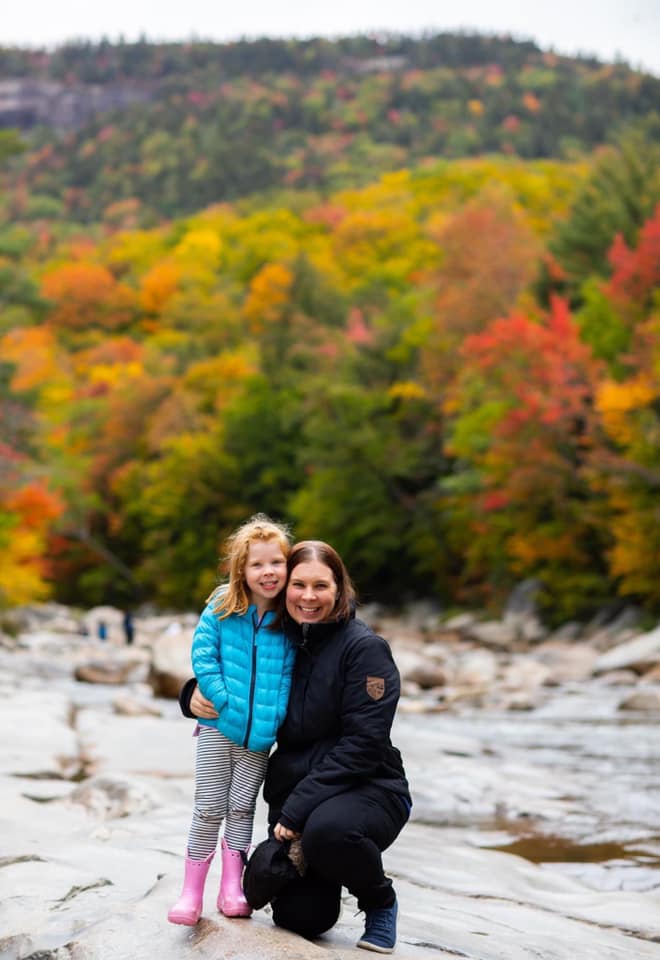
[284,608,355,651]
[249,605,276,627]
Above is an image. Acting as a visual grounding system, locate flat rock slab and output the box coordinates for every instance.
[1,639,660,960]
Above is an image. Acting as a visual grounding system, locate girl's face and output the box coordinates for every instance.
[286,560,338,624]
[244,539,287,611]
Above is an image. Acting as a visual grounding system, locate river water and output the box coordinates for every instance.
[396,680,660,894]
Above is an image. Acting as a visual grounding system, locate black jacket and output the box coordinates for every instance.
[180,611,410,832]
[263,612,410,831]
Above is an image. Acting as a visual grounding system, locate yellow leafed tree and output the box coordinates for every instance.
[0,484,63,605]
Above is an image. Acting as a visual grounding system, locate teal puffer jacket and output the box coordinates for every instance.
[192,597,295,752]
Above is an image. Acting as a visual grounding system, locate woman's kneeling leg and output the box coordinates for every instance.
[271,871,341,939]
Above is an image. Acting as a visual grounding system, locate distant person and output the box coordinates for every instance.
[97,620,107,641]
[168,514,295,926]
[182,540,411,954]
[122,610,135,645]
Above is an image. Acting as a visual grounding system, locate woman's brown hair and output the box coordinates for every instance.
[285,540,357,622]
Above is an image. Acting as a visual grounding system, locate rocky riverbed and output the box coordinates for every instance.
[1,601,660,959]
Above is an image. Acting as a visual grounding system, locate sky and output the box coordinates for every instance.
[2,1,659,76]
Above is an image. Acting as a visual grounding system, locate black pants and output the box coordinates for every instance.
[271,785,409,940]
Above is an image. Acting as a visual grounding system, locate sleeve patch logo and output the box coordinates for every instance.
[366,676,385,700]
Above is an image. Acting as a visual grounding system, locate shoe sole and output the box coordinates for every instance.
[356,939,394,954]
[167,912,199,925]
[218,901,252,918]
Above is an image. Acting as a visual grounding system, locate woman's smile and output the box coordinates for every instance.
[286,560,338,623]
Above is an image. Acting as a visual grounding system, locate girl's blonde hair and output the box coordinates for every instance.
[210,513,291,619]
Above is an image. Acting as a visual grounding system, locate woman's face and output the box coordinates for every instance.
[286,560,338,624]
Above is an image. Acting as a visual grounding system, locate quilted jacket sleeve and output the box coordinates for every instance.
[190,603,228,713]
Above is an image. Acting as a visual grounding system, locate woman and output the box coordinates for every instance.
[181,540,411,954]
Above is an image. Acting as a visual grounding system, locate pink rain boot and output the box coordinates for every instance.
[167,851,214,925]
[217,838,252,917]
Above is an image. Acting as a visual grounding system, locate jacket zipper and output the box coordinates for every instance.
[298,623,311,733]
[243,611,262,747]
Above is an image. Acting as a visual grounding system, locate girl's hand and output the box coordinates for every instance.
[190,685,219,719]
[274,822,301,842]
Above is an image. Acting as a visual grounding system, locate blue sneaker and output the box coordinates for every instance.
[356,897,398,953]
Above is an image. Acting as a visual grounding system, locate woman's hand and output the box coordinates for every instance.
[273,822,301,842]
[190,685,219,720]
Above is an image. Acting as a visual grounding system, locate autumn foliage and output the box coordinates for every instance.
[443,298,607,615]
[0,482,63,605]
[1,144,659,621]
[41,262,135,332]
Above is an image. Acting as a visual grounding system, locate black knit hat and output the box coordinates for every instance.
[243,838,301,910]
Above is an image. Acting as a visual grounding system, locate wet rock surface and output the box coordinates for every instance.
[0,603,659,959]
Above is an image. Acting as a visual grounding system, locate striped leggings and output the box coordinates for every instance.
[187,726,269,859]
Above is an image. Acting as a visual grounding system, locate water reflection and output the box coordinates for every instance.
[490,835,660,866]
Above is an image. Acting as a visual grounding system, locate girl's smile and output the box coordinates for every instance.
[244,540,287,614]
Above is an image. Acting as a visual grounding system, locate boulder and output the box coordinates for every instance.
[599,669,639,686]
[75,659,144,685]
[502,579,547,644]
[452,649,498,687]
[404,663,447,689]
[532,640,599,684]
[504,578,541,620]
[147,623,194,699]
[619,687,660,712]
[112,694,163,717]
[466,619,517,650]
[499,658,553,691]
[594,624,660,674]
[641,663,660,683]
[82,605,126,644]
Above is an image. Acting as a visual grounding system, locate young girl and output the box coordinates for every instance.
[168,514,295,925]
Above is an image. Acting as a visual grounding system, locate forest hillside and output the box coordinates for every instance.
[1,33,659,221]
[0,35,659,623]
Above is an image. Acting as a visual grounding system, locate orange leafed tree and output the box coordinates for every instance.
[242,262,294,334]
[421,192,540,394]
[42,262,135,331]
[139,261,182,314]
[1,325,62,393]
